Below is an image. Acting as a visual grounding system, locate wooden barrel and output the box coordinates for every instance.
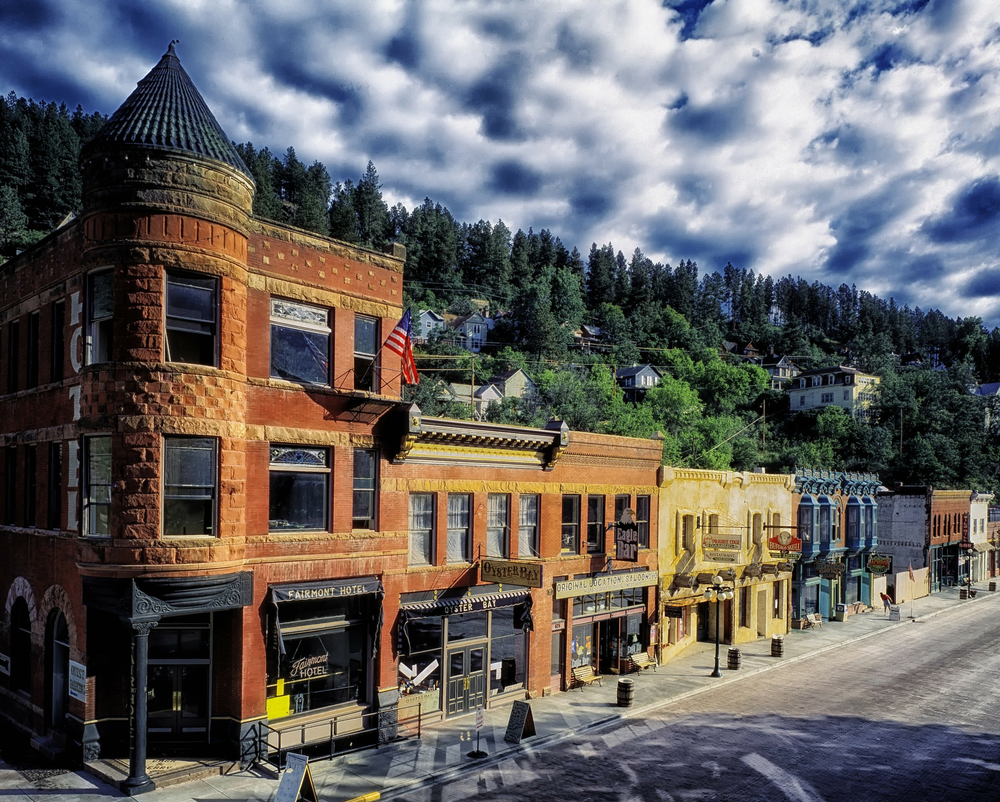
[727,647,741,670]
[960,587,969,600]
[617,678,634,708]
[771,635,784,657]
[990,581,996,592]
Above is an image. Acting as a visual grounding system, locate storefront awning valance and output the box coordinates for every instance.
[270,576,384,658]
[271,576,383,603]
[398,591,533,656]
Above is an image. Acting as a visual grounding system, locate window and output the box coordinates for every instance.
[518,494,539,558]
[487,494,509,558]
[615,494,630,526]
[11,598,32,695]
[48,442,62,529]
[352,448,377,529]
[270,298,330,384]
[408,493,434,565]
[681,514,695,552]
[798,496,815,543]
[353,315,379,391]
[50,300,65,383]
[83,436,111,536]
[4,446,16,524]
[740,587,751,628]
[26,312,38,389]
[773,581,784,618]
[586,495,604,554]
[163,437,216,536]
[447,493,471,562]
[165,272,217,365]
[799,395,805,407]
[561,495,580,554]
[818,496,832,542]
[86,270,113,364]
[708,513,719,534]
[843,390,849,400]
[24,444,35,527]
[47,609,70,728]
[751,512,763,549]
[636,495,650,549]
[7,319,19,392]
[268,445,329,531]
[821,392,833,404]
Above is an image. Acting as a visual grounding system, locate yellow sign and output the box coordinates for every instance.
[480,559,543,588]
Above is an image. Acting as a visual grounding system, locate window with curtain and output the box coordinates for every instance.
[487,494,509,558]
[586,495,604,554]
[409,493,434,565]
[561,495,580,554]
[447,493,471,562]
[518,494,539,558]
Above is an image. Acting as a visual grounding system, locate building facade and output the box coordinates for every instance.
[790,366,880,421]
[656,467,795,665]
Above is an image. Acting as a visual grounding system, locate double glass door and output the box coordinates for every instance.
[147,616,211,748]
[445,644,486,716]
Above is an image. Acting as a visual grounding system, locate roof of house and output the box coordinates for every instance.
[615,364,662,380]
[419,310,446,322]
[973,381,1000,397]
[86,43,251,178]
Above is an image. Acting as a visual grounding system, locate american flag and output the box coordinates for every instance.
[384,309,419,384]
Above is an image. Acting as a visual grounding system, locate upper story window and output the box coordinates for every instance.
[83,435,111,537]
[680,513,695,552]
[268,445,329,532]
[7,319,19,392]
[87,270,114,364]
[487,494,510,558]
[51,300,65,383]
[354,315,379,392]
[352,448,377,529]
[818,496,833,542]
[798,496,815,543]
[26,312,38,389]
[270,299,330,385]
[165,272,217,366]
[846,497,860,541]
[636,495,650,549]
[821,392,833,404]
[447,493,471,562]
[586,495,605,554]
[409,493,435,566]
[48,441,62,530]
[23,444,35,528]
[163,437,216,536]
[4,446,16,525]
[561,495,580,554]
[518,494,540,558]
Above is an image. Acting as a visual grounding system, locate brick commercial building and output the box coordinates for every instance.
[0,45,665,793]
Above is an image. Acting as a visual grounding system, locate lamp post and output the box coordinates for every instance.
[704,575,735,678]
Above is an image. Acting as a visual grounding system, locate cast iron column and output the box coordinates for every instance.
[711,601,722,678]
[124,619,157,795]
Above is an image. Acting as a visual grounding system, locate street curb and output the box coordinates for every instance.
[374,589,1000,800]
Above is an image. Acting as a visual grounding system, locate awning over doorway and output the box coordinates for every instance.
[397,590,532,656]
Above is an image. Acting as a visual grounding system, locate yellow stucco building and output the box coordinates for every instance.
[656,467,797,665]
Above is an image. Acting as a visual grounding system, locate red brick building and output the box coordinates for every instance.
[0,45,663,792]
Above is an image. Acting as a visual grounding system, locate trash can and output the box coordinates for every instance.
[727,647,741,670]
[617,678,634,708]
[834,603,848,622]
[771,635,784,657]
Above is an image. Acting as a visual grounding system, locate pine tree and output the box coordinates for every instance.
[354,161,390,248]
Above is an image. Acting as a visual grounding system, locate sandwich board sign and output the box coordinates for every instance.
[503,700,536,744]
[274,752,318,802]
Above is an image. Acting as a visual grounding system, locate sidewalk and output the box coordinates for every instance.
[3,584,996,801]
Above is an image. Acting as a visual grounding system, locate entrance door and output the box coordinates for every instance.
[147,665,210,743]
[445,645,486,716]
[598,619,619,674]
[696,602,709,641]
[756,590,768,638]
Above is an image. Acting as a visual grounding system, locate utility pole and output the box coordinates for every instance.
[470,353,475,421]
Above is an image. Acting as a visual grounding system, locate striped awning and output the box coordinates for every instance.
[400,590,530,616]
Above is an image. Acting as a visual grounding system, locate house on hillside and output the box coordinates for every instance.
[415,309,447,342]
[447,311,494,352]
[616,364,662,402]
[760,352,800,390]
[789,365,880,422]
[573,324,603,353]
[442,369,535,419]
[488,368,536,400]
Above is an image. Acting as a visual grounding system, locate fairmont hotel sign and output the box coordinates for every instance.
[555,571,658,599]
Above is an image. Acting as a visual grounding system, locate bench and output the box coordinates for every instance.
[572,665,602,689]
[804,613,823,628]
[629,652,656,673]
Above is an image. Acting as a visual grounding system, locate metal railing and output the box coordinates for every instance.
[241,705,422,772]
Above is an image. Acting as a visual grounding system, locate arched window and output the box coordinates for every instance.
[11,598,32,695]
[47,609,70,728]
[798,496,815,543]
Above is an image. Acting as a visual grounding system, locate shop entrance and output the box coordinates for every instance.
[445,644,486,716]
[147,616,211,749]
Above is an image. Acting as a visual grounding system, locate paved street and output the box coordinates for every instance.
[2,589,998,801]
[392,599,1000,802]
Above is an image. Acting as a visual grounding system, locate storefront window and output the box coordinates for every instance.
[399,616,442,710]
[803,584,819,616]
[489,607,525,695]
[570,623,593,669]
[447,610,487,642]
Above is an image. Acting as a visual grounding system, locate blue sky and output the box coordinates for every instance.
[4,0,1000,326]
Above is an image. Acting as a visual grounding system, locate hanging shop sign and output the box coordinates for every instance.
[68,660,87,702]
[555,571,658,599]
[703,534,743,563]
[866,553,893,575]
[614,509,640,562]
[814,559,846,578]
[480,559,543,588]
[663,606,687,619]
[958,540,975,551]
[768,531,803,558]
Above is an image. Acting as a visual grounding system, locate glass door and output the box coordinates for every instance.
[445,645,486,716]
[148,664,210,742]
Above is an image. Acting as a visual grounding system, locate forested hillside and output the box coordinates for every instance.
[3,92,999,492]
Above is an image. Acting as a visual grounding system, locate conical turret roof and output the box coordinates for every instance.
[89,42,251,178]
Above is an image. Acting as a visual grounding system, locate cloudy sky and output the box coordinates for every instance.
[4,0,1000,325]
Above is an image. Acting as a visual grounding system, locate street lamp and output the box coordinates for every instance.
[704,575,735,678]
